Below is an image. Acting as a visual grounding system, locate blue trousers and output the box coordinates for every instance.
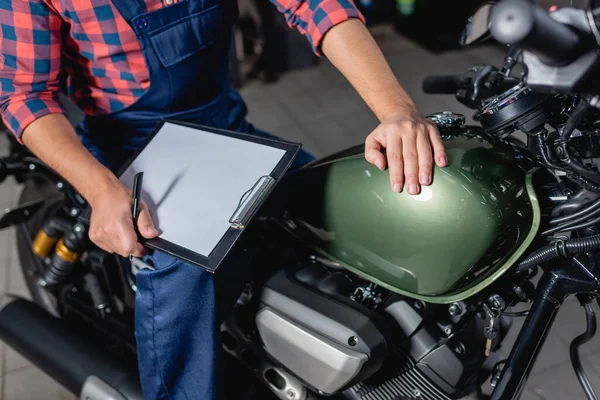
[135,251,221,400]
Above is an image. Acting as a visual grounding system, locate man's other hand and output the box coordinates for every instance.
[88,181,158,258]
[365,112,448,195]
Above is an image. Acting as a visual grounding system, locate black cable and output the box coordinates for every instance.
[516,234,600,272]
[570,174,600,193]
[531,129,600,192]
[561,100,591,143]
[570,303,598,400]
[551,197,600,225]
[559,101,600,184]
[501,310,529,317]
[543,212,600,236]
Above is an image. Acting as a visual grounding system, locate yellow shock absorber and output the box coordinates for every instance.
[54,237,81,263]
[32,229,59,258]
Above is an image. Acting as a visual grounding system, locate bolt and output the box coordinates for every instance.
[413,389,422,397]
[75,225,82,233]
[28,164,35,171]
[488,294,505,311]
[448,303,461,316]
[37,279,47,287]
[444,327,452,336]
[70,207,79,216]
[56,182,64,189]
[286,389,295,398]
[413,301,424,310]
[455,342,465,355]
[348,336,358,346]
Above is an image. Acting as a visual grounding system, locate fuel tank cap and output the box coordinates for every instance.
[427,111,466,129]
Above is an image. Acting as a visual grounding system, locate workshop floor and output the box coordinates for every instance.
[0,28,599,400]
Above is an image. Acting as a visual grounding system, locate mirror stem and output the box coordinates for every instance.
[501,46,522,76]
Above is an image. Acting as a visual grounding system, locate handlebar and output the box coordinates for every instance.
[490,0,581,65]
[422,75,463,94]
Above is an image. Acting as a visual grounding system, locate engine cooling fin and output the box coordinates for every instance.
[344,351,451,400]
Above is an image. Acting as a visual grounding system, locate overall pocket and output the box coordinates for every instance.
[144,3,223,67]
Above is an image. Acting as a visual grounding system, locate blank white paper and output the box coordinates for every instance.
[119,122,286,257]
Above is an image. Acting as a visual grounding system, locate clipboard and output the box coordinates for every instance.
[116,119,301,273]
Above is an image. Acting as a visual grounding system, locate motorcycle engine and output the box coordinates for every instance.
[256,260,511,400]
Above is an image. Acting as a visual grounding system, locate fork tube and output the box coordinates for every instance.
[490,277,561,400]
[491,261,600,400]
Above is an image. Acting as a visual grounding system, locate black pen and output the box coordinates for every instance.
[130,171,144,261]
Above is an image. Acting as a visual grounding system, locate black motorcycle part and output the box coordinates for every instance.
[490,0,581,66]
[492,2,600,93]
[343,349,453,400]
[382,295,511,398]
[42,222,88,287]
[0,199,46,230]
[491,260,600,400]
[258,265,389,395]
[0,296,142,399]
[474,86,549,135]
[516,234,600,271]
[0,158,6,183]
[84,272,112,318]
[569,130,600,159]
[422,75,462,94]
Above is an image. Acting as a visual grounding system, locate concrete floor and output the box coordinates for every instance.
[0,28,599,400]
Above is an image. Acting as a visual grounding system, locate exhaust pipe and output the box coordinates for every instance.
[0,296,143,400]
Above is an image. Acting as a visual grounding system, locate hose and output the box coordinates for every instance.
[501,310,529,317]
[561,100,590,143]
[515,234,600,272]
[543,213,600,236]
[570,303,598,400]
[532,130,600,192]
[551,197,600,225]
[559,101,600,184]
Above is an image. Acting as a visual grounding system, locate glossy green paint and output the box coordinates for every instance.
[278,128,541,304]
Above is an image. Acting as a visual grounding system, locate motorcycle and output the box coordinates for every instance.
[1,0,600,399]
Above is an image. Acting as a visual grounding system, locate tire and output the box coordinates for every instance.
[15,176,64,315]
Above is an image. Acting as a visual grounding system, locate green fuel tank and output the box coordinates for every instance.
[274,124,542,304]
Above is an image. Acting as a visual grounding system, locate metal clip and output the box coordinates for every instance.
[229,175,275,229]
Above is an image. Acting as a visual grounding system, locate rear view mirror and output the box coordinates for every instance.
[460,2,496,46]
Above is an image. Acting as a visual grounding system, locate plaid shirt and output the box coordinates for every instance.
[0,0,363,139]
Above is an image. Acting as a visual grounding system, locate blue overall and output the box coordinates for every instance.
[73,0,313,398]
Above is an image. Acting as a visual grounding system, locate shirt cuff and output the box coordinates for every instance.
[1,95,66,143]
[307,0,366,56]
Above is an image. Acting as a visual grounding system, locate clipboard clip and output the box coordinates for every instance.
[229,175,275,229]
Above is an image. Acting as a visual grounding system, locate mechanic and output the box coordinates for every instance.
[0,0,447,398]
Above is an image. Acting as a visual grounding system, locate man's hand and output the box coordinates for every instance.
[22,115,159,259]
[321,19,449,194]
[365,112,447,194]
[88,180,158,258]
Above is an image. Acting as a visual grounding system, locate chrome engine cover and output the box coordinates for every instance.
[256,267,389,395]
[256,307,368,394]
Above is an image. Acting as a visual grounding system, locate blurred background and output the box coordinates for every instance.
[1,0,600,399]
